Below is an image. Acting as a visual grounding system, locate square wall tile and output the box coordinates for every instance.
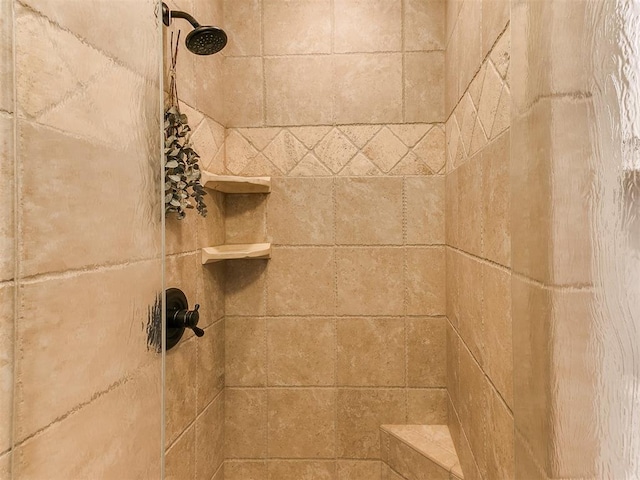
[337,389,406,459]
[268,461,336,479]
[407,317,446,387]
[457,154,484,257]
[196,393,224,480]
[407,389,448,424]
[404,0,445,51]
[223,0,262,56]
[337,318,405,386]
[446,321,460,410]
[405,176,445,245]
[223,57,264,127]
[226,388,268,458]
[264,0,332,54]
[335,177,403,245]
[336,248,404,316]
[225,317,266,387]
[265,56,334,126]
[267,178,334,245]
[334,0,402,53]
[225,194,268,244]
[165,424,195,480]
[197,319,225,411]
[226,461,268,480]
[0,115,13,281]
[267,247,335,315]
[337,460,381,480]
[457,253,484,364]
[165,339,197,446]
[482,0,509,59]
[334,53,403,124]
[0,284,13,453]
[486,387,515,480]
[225,260,268,316]
[267,317,336,386]
[0,1,13,113]
[268,389,336,458]
[406,247,446,316]
[404,52,445,123]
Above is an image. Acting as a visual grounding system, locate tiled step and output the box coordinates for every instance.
[380,425,463,480]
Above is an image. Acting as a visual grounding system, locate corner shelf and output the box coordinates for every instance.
[201,243,272,264]
[201,171,271,194]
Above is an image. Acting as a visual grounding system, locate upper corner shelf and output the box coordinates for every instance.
[200,171,271,194]
[201,243,272,264]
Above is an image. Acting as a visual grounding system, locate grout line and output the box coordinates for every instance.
[224,386,447,391]
[225,314,447,320]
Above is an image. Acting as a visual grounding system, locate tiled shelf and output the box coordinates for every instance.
[201,171,271,194]
[201,243,272,264]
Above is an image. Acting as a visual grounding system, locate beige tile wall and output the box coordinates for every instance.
[445,1,514,480]
[222,1,447,478]
[6,0,165,477]
[164,1,227,480]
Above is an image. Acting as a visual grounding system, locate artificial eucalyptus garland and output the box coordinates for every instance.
[164,31,207,219]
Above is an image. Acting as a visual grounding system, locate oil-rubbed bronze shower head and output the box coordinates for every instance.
[162,2,227,55]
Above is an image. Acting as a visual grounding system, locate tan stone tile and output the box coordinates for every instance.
[264,0,332,54]
[14,362,161,479]
[482,133,511,267]
[290,153,333,176]
[165,338,197,446]
[405,52,445,123]
[0,284,13,453]
[413,125,446,174]
[166,425,195,480]
[362,127,409,173]
[265,56,334,126]
[289,126,333,149]
[226,461,268,480]
[200,259,226,327]
[334,54,403,124]
[266,247,335,315]
[482,264,513,408]
[0,451,10,480]
[340,153,382,176]
[241,153,285,177]
[268,389,336,458]
[225,260,268,316]
[226,388,268,458]
[490,26,510,80]
[226,129,262,175]
[514,433,549,480]
[337,318,405,387]
[335,177,403,245]
[267,178,334,245]
[491,85,510,138]
[225,317,266,386]
[456,0,482,96]
[16,262,162,441]
[446,325,460,413]
[407,389,448,424]
[458,344,488,476]
[405,176,445,245]
[445,248,460,329]
[196,393,224,479]
[486,388,515,480]
[268,317,336,386]
[262,129,309,173]
[18,121,160,276]
[380,428,390,463]
[445,18,460,116]
[225,194,268,244]
[337,460,381,480]
[224,57,264,127]
[337,389,406,459]
[388,124,431,148]
[196,53,225,122]
[197,319,225,411]
[448,399,483,480]
[389,152,434,176]
[238,127,281,151]
[336,248,404,316]
[381,463,404,480]
[198,189,226,250]
[0,1,13,113]
[482,0,509,58]
[406,247,446,316]
[223,0,262,56]
[0,115,13,281]
[457,154,483,257]
[334,0,402,53]
[268,460,337,479]
[407,317,446,387]
[456,94,477,159]
[404,0,444,51]
[165,210,199,256]
[340,125,382,149]
[315,128,359,173]
[457,253,484,363]
[477,60,504,139]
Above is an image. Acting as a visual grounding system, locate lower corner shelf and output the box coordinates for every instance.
[201,243,272,264]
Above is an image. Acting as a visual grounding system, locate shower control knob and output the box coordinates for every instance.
[165,288,205,350]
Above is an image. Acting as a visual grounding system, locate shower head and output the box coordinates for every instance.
[185,27,227,55]
[162,2,227,55]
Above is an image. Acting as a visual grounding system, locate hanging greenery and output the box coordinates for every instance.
[164,31,207,219]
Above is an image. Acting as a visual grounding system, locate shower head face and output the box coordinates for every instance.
[185,26,227,55]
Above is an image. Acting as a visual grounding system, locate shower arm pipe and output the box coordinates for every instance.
[162,3,201,28]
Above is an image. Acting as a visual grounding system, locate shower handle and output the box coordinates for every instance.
[171,304,204,337]
[165,288,204,350]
